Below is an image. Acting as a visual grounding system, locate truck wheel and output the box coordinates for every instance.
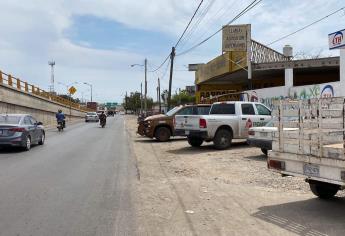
[155,127,171,142]
[213,129,232,150]
[309,180,339,199]
[187,137,203,147]
[261,148,268,156]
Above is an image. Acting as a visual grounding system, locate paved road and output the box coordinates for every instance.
[0,116,137,236]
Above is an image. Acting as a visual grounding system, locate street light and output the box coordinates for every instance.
[130,58,147,114]
[83,82,93,102]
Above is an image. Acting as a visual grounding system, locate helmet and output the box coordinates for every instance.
[58,109,62,113]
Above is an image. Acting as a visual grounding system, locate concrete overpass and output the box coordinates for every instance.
[0,70,89,127]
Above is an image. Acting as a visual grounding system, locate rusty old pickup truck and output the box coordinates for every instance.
[137,104,211,142]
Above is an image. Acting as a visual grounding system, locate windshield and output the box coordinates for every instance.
[166,106,181,116]
[0,115,22,124]
[87,112,96,115]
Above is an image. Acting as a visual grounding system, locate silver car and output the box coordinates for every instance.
[0,114,45,151]
[85,112,99,122]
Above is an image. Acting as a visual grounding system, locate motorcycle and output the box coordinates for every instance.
[57,121,64,132]
[100,119,106,128]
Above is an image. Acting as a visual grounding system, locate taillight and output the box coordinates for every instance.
[268,160,285,171]
[9,127,26,132]
[248,130,255,136]
[199,118,207,128]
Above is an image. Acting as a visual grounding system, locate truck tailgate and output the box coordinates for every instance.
[175,115,203,131]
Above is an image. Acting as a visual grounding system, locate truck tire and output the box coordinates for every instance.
[187,137,203,147]
[155,127,171,142]
[213,129,232,150]
[309,180,339,199]
[261,148,268,156]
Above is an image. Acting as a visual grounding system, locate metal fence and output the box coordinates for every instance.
[0,70,90,112]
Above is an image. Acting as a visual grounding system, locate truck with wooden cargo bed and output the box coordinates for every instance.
[268,97,345,199]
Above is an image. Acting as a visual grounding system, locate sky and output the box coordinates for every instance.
[0,0,344,103]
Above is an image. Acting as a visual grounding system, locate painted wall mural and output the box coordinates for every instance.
[247,84,335,109]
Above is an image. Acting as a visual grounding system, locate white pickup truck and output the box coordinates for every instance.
[268,97,345,199]
[174,101,272,149]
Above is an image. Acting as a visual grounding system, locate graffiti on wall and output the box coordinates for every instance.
[249,84,335,109]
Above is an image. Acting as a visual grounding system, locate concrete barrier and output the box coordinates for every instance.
[0,83,86,127]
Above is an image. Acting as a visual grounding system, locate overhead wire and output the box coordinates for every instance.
[176,0,262,56]
[184,0,239,50]
[175,0,205,48]
[149,0,205,73]
[267,6,345,46]
[178,0,216,50]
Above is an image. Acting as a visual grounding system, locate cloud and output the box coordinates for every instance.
[0,0,344,102]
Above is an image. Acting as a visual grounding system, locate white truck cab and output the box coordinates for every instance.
[174,101,272,149]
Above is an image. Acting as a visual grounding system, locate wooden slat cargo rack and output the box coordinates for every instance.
[268,97,345,199]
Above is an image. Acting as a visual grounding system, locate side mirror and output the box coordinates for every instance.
[37,122,43,126]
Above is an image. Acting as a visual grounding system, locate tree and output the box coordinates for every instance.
[58,94,81,104]
[171,89,195,106]
[123,91,153,113]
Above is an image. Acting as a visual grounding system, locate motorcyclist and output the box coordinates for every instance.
[99,111,107,125]
[56,109,66,128]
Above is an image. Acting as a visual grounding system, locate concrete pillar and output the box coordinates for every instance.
[340,49,345,87]
[283,45,293,96]
[25,82,29,92]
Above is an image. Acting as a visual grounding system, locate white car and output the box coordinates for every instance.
[85,112,99,122]
[247,118,298,155]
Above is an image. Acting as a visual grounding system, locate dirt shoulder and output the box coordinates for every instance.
[125,115,345,236]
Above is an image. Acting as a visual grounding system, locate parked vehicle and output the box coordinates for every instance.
[85,112,99,122]
[268,97,345,199]
[175,101,272,149]
[0,114,45,151]
[247,117,298,155]
[137,104,211,142]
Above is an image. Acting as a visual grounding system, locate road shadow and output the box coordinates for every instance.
[0,147,27,154]
[167,141,249,155]
[252,197,345,236]
[244,154,267,162]
[134,137,186,143]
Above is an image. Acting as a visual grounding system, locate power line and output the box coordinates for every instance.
[148,54,170,72]
[178,0,216,50]
[267,6,345,46]
[175,0,205,48]
[176,0,262,56]
[149,0,205,73]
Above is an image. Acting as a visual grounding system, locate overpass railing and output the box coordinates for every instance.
[0,70,91,112]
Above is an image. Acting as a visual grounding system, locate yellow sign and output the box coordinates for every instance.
[69,86,77,95]
[222,24,250,52]
[195,52,247,85]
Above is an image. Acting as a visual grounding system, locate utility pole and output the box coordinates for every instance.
[144,58,147,113]
[158,78,161,113]
[125,91,128,114]
[48,61,55,93]
[167,47,175,111]
[140,82,143,115]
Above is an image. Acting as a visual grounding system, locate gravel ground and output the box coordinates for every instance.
[125,115,345,236]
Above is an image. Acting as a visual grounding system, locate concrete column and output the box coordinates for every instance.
[340,49,345,87]
[283,45,293,97]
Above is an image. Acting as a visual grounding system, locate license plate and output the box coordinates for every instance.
[303,164,320,177]
[260,132,268,137]
[185,130,190,135]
